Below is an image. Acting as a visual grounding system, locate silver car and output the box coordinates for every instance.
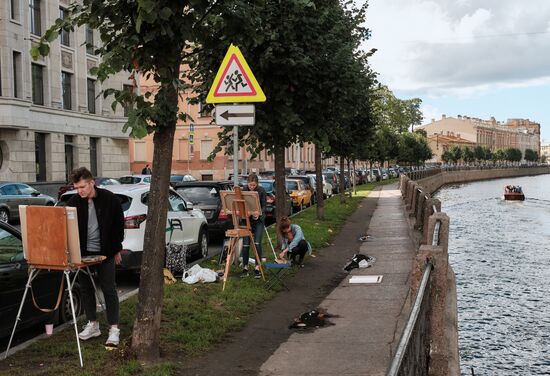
[0,182,56,223]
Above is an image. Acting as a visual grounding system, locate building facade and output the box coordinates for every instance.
[0,0,132,187]
[420,115,540,163]
[129,74,331,180]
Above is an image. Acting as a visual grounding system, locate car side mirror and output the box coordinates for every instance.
[185,201,193,211]
[31,191,40,197]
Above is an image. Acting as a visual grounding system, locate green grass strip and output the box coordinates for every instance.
[0,180,393,376]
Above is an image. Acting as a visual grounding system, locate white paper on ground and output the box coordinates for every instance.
[349,275,383,284]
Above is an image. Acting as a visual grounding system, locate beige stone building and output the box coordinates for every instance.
[427,133,476,163]
[0,0,132,187]
[420,115,540,163]
[541,144,550,160]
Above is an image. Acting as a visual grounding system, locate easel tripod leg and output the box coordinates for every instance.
[66,270,83,367]
[4,269,39,359]
[222,237,237,291]
[249,236,265,281]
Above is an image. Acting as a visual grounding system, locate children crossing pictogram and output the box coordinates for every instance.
[206,44,266,103]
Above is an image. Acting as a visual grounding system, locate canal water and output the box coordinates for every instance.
[435,174,550,375]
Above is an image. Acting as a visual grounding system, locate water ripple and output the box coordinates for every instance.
[436,175,550,376]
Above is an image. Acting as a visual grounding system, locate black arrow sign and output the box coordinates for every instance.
[220,110,254,121]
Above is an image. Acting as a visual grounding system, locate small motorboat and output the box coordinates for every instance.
[504,185,525,201]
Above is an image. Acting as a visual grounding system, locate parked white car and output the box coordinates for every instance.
[59,184,208,271]
[306,174,333,199]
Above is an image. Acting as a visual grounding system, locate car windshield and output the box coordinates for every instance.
[176,187,219,205]
[286,181,298,190]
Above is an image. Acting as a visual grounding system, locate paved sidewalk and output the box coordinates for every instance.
[260,184,415,376]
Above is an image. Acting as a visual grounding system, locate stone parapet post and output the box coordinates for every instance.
[415,191,427,230]
[406,181,417,211]
[423,198,441,245]
[400,175,410,196]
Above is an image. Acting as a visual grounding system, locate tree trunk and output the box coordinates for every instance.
[315,144,324,220]
[131,81,178,362]
[347,158,352,198]
[352,159,357,195]
[274,144,286,227]
[339,157,345,204]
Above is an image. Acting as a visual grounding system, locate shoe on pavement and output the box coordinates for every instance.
[240,269,249,278]
[253,269,261,279]
[105,327,120,349]
[79,321,101,340]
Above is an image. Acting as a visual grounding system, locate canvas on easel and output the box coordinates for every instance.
[220,190,261,217]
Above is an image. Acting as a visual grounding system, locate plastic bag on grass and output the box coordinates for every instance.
[182,264,218,284]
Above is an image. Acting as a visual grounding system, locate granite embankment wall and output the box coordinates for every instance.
[399,166,549,376]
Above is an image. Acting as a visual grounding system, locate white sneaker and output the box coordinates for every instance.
[105,327,120,348]
[79,321,101,340]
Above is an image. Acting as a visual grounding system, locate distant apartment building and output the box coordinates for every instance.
[0,0,132,185]
[130,74,328,180]
[541,144,550,160]
[419,115,540,163]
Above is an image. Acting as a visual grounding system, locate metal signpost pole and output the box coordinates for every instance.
[233,124,239,187]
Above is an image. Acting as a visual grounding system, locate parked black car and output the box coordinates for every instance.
[259,179,292,223]
[0,221,82,338]
[173,181,234,238]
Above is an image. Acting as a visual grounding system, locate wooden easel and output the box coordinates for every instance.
[222,186,265,291]
[4,206,105,367]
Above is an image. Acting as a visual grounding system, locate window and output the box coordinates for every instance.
[61,72,72,110]
[178,139,189,160]
[168,191,186,212]
[134,141,146,161]
[35,132,46,181]
[12,51,21,98]
[64,135,74,181]
[11,0,20,20]
[0,226,23,264]
[59,8,70,46]
[87,78,95,113]
[85,26,94,55]
[198,101,212,117]
[31,64,44,105]
[16,184,35,195]
[200,139,213,160]
[29,0,41,36]
[90,137,98,176]
[123,84,133,117]
[0,184,19,195]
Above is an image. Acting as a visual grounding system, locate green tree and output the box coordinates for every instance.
[493,148,506,162]
[191,0,374,214]
[461,146,474,164]
[524,148,537,162]
[397,132,432,166]
[448,145,462,164]
[31,0,256,361]
[372,85,422,133]
[504,147,522,162]
[441,150,452,164]
[473,145,485,162]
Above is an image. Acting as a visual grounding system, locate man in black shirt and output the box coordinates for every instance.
[67,167,124,349]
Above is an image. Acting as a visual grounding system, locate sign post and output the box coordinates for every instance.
[206,44,266,187]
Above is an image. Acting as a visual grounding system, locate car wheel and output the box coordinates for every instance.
[46,202,54,206]
[0,208,9,223]
[199,228,208,259]
[59,281,82,324]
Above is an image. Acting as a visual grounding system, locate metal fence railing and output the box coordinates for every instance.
[387,261,433,376]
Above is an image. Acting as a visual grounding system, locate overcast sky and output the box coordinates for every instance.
[362,0,550,142]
